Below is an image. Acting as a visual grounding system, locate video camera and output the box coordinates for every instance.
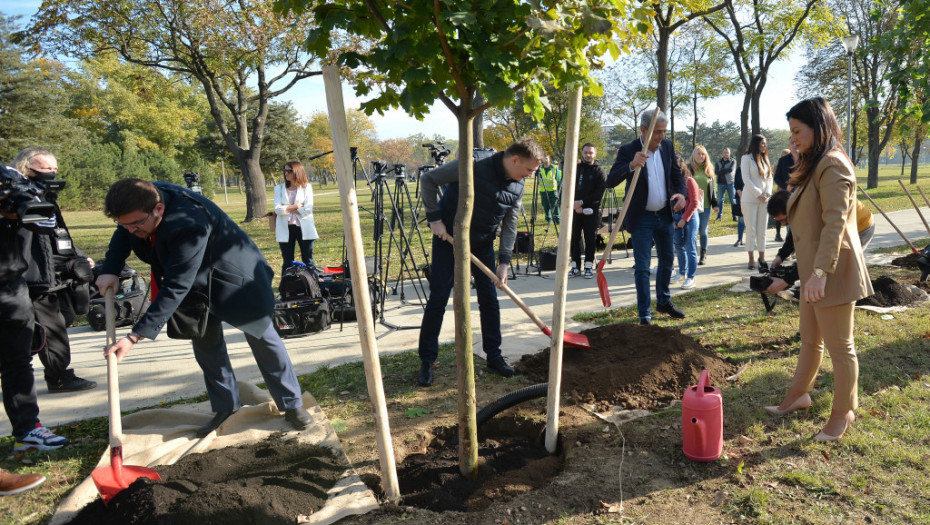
[372,160,388,174]
[422,142,450,166]
[749,263,800,312]
[183,171,203,194]
[749,263,800,293]
[392,164,406,180]
[0,164,58,232]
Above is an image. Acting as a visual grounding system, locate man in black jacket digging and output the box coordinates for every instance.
[95,179,312,437]
[416,138,544,387]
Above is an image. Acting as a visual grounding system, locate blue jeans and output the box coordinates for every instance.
[717,182,735,220]
[418,236,501,364]
[737,216,745,241]
[698,208,711,251]
[673,213,699,279]
[630,211,675,321]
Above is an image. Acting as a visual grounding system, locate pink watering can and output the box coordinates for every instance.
[681,369,723,462]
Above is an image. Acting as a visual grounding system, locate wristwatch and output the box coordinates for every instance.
[813,268,826,278]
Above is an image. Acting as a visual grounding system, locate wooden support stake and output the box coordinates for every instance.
[322,65,400,503]
[545,87,583,454]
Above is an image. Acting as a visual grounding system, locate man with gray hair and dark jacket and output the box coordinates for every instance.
[416,138,544,387]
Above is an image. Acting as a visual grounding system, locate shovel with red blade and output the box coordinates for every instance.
[91,288,161,504]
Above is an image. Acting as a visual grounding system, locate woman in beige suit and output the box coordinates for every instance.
[764,97,873,441]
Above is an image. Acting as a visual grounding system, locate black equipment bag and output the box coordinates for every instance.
[87,264,150,332]
[87,288,150,331]
[515,231,532,253]
[318,275,382,322]
[273,297,332,338]
[279,262,322,301]
[538,249,557,271]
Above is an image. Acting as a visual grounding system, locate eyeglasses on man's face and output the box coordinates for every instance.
[114,209,154,229]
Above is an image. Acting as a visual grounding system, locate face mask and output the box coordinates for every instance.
[30,169,58,181]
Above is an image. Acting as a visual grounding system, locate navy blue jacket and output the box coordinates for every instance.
[100,183,275,339]
[606,138,685,233]
[422,152,524,264]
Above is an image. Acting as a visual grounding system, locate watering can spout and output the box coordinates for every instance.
[691,417,705,453]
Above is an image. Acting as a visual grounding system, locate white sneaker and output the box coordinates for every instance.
[649,266,657,275]
[568,267,580,278]
[670,270,684,282]
[681,278,695,289]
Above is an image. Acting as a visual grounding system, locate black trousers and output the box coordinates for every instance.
[0,279,40,438]
[570,210,600,267]
[31,290,74,383]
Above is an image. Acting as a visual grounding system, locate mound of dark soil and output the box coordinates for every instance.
[517,323,737,411]
[71,436,346,524]
[857,276,923,307]
[892,252,924,268]
[395,419,561,513]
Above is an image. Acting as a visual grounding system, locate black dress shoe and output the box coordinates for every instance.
[418,362,434,387]
[47,375,97,393]
[285,407,313,430]
[733,240,741,247]
[656,301,686,319]
[486,356,516,377]
[196,411,235,438]
[640,318,651,326]
[774,234,784,243]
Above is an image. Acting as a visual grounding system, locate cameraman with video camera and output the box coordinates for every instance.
[0,163,70,452]
[14,148,97,394]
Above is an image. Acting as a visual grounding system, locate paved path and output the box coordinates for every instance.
[3,207,927,436]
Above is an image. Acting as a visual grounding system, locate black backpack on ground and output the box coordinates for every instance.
[274,262,332,338]
[279,262,322,300]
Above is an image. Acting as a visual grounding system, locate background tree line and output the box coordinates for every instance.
[2,0,929,220]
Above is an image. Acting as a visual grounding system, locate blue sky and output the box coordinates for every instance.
[5,2,803,142]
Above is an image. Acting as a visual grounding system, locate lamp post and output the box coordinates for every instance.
[841,34,860,158]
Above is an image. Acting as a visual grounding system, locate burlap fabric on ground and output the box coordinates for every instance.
[50,383,378,524]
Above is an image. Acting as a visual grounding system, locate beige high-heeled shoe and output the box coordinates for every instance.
[764,393,811,416]
[814,410,855,442]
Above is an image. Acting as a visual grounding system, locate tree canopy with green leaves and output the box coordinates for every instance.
[274,0,652,477]
[32,0,335,221]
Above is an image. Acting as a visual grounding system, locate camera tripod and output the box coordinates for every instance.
[369,163,430,337]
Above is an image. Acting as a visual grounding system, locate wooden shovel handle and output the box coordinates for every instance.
[859,185,918,252]
[104,289,123,447]
[600,108,661,264]
[898,179,930,237]
[445,236,548,332]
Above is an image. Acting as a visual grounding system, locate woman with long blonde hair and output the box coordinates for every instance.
[689,145,718,265]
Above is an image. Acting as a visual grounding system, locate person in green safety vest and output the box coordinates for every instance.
[538,154,561,225]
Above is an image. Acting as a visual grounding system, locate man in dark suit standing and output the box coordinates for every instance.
[606,108,687,325]
[95,179,312,437]
[569,143,607,279]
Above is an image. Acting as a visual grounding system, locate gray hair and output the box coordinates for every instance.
[13,147,56,175]
[639,109,669,130]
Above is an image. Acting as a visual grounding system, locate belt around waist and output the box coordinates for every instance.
[644,206,669,215]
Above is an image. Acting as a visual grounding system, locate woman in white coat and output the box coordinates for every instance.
[273,161,319,273]
[739,135,773,270]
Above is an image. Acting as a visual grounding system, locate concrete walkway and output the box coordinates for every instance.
[3,206,928,436]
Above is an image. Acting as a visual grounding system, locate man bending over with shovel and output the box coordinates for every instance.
[95,179,312,437]
[607,108,687,325]
[416,138,545,387]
